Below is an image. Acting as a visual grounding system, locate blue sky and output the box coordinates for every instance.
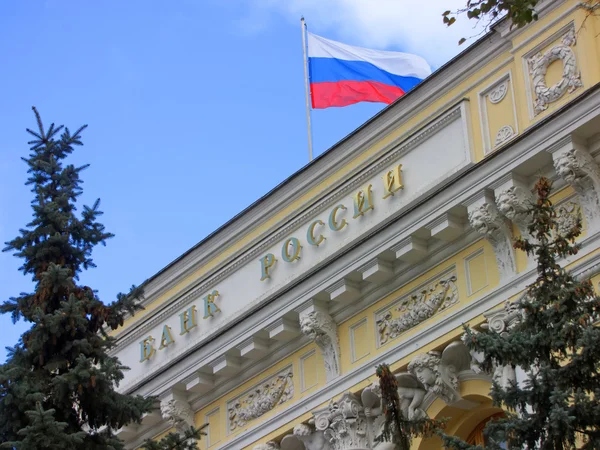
[0,0,475,361]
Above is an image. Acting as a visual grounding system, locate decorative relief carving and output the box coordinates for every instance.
[313,392,370,450]
[495,184,535,241]
[228,366,294,433]
[556,200,582,236]
[553,146,600,229]
[375,269,458,346]
[489,81,508,104]
[494,125,515,147]
[160,393,195,434]
[299,310,341,382]
[528,26,582,115]
[468,201,516,281]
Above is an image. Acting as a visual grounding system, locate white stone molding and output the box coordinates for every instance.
[326,279,361,303]
[393,236,428,263]
[552,141,600,230]
[266,317,301,341]
[253,442,280,450]
[313,392,370,450]
[159,391,195,435]
[465,190,517,282]
[528,24,582,115]
[426,212,466,242]
[359,259,394,284]
[210,354,241,376]
[495,125,515,147]
[297,301,341,382]
[183,372,214,394]
[228,365,294,433]
[375,267,459,346]
[489,81,508,104]
[237,336,270,360]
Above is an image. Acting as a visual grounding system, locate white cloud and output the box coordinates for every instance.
[240,0,486,68]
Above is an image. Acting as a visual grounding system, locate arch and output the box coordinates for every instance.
[413,378,504,450]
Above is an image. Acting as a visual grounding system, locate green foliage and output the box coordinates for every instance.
[142,425,207,450]
[441,177,600,449]
[0,108,204,450]
[442,0,540,44]
[375,364,446,449]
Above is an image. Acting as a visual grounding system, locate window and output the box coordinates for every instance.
[466,413,506,447]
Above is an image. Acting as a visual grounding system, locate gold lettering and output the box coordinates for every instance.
[260,253,277,280]
[139,336,155,362]
[307,219,325,246]
[382,164,403,199]
[329,204,348,231]
[179,305,197,335]
[353,184,374,218]
[159,325,174,350]
[282,237,302,262]
[203,290,221,318]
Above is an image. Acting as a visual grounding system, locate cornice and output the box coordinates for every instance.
[113,105,465,348]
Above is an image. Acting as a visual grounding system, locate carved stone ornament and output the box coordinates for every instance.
[495,184,535,238]
[489,80,508,104]
[376,270,458,346]
[556,200,582,236]
[495,125,515,147]
[468,202,517,281]
[477,299,524,389]
[160,393,195,434]
[299,310,341,382]
[553,146,600,229]
[528,26,582,115]
[228,366,294,432]
[407,341,473,405]
[280,423,332,450]
[313,392,370,450]
[253,442,281,450]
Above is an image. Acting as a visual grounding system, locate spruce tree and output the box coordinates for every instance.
[441,177,600,449]
[0,108,205,449]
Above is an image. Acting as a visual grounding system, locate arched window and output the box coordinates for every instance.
[466,413,506,447]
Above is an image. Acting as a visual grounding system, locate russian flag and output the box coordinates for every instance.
[307,33,431,109]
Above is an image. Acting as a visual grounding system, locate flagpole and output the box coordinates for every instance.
[301,17,314,162]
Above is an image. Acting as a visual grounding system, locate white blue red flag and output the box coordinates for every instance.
[307,33,431,109]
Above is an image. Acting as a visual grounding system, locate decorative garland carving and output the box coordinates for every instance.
[494,125,515,147]
[528,26,582,115]
[299,310,341,382]
[489,81,508,104]
[228,366,294,432]
[376,270,458,346]
[468,201,516,281]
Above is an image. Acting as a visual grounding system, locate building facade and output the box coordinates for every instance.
[112,2,600,448]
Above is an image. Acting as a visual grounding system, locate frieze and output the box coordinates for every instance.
[556,199,582,236]
[228,366,294,433]
[375,268,458,347]
[113,106,464,352]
